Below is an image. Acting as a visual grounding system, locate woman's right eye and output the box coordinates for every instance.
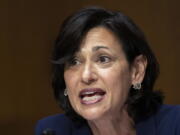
[68,57,81,66]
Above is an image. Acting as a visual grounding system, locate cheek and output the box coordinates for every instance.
[100,64,131,87]
[64,71,79,100]
[64,71,77,88]
[64,71,80,110]
[101,66,131,102]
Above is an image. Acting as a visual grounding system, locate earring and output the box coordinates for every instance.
[64,88,68,96]
[133,83,141,90]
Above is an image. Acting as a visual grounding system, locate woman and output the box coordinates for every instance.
[36,7,180,135]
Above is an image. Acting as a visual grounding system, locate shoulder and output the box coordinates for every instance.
[154,104,180,135]
[136,104,180,135]
[35,114,74,135]
[155,104,180,123]
[154,105,180,135]
[158,104,180,120]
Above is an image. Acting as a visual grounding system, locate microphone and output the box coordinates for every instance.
[42,128,55,135]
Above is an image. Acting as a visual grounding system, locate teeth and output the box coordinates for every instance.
[82,95,102,101]
[83,91,95,95]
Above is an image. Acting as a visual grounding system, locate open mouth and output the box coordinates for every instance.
[79,88,106,105]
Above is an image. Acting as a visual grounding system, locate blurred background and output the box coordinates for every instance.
[1,0,180,134]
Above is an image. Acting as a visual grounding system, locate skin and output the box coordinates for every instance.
[64,27,147,135]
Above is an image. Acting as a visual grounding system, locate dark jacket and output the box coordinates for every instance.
[35,105,180,135]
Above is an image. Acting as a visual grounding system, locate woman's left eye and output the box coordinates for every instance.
[98,56,111,63]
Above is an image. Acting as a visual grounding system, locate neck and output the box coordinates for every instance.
[87,108,136,135]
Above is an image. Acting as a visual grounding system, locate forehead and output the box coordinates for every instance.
[79,27,123,53]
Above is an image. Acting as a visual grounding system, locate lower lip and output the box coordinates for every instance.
[80,95,105,105]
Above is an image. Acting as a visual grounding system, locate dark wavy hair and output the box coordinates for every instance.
[52,6,163,125]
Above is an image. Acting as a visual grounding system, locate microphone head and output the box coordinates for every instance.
[42,128,55,135]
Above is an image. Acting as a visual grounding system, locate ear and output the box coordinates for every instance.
[131,55,147,85]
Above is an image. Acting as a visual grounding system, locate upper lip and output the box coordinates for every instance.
[79,88,106,98]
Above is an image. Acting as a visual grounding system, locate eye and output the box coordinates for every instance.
[98,56,111,63]
[67,57,81,66]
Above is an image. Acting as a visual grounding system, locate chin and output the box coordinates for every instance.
[78,107,107,121]
[71,95,110,120]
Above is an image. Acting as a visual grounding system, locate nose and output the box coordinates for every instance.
[81,63,97,85]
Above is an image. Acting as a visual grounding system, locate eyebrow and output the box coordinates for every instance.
[92,46,109,51]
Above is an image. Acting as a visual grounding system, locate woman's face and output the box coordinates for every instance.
[64,27,135,120]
